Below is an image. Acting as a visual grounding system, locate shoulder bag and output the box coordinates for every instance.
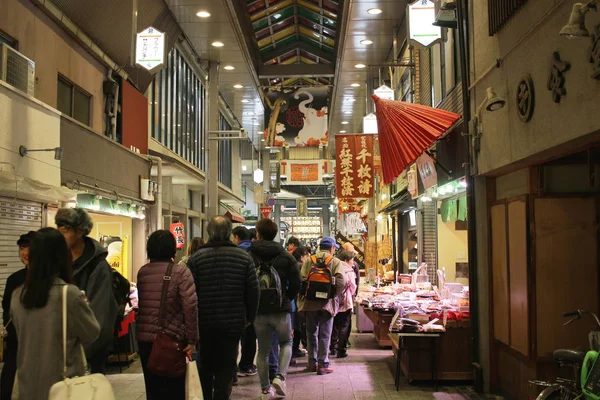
[48,285,116,400]
[147,263,187,377]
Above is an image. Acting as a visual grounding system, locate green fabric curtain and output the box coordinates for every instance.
[458,196,467,221]
[441,199,457,223]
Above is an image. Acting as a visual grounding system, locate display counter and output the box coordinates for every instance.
[362,307,394,347]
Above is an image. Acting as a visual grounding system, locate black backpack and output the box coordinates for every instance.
[256,255,283,313]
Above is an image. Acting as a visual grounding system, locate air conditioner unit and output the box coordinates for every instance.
[0,44,35,96]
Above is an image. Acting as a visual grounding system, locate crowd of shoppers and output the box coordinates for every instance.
[1,209,359,400]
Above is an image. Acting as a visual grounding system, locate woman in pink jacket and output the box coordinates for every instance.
[330,250,358,359]
[136,230,199,400]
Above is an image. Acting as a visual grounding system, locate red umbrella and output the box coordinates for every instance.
[372,95,461,184]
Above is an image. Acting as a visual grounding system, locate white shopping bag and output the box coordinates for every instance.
[186,359,203,400]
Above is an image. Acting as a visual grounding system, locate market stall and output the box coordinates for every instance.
[356,264,472,382]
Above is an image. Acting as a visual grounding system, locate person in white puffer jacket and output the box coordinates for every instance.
[330,250,358,359]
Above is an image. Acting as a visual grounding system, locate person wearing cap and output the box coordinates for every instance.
[0,231,35,400]
[297,237,345,375]
[55,208,118,374]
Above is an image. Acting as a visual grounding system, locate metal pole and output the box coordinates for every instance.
[205,61,220,228]
[130,0,138,66]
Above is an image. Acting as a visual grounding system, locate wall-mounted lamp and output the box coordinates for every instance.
[560,1,597,39]
[472,87,506,152]
[19,145,63,160]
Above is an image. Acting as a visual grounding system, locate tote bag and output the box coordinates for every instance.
[48,285,115,400]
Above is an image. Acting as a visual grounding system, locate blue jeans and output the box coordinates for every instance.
[305,310,334,368]
[254,313,293,389]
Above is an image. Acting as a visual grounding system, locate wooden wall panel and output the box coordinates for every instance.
[535,198,598,356]
[508,200,529,356]
[491,204,509,344]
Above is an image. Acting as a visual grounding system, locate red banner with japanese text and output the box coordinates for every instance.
[170,222,185,249]
[335,135,374,198]
[337,198,364,214]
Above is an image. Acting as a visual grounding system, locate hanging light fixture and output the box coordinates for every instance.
[560,1,597,39]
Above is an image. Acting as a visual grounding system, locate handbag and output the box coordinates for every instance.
[147,263,187,377]
[185,357,203,400]
[0,318,11,362]
[48,285,116,400]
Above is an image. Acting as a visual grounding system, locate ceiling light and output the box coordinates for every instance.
[341,121,349,125]
[367,8,383,15]
[196,11,211,18]
[355,63,366,69]
[273,13,282,19]
[261,138,265,142]
[559,2,595,39]
[211,41,224,47]
[339,130,347,133]
[360,39,373,45]
[421,196,432,202]
[241,99,250,103]
[351,83,360,87]
[344,111,352,114]
[459,180,468,188]
[242,165,248,171]
[233,84,243,88]
[334,198,339,204]
[224,65,235,70]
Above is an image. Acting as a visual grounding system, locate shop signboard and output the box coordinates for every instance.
[170,222,185,249]
[263,87,329,147]
[408,0,442,48]
[254,185,264,204]
[374,85,395,101]
[335,134,375,199]
[135,27,166,73]
[260,206,273,219]
[408,164,419,199]
[363,113,378,134]
[338,198,363,214]
[296,198,308,217]
[416,153,438,190]
[290,163,319,182]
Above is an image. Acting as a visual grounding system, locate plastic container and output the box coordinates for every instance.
[444,283,464,294]
[399,274,412,284]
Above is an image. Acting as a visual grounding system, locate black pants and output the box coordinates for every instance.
[88,349,108,375]
[0,349,17,400]
[198,333,239,400]
[139,341,186,400]
[238,324,256,370]
[330,310,352,353]
[292,311,306,352]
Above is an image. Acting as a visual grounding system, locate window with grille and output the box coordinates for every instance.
[488,0,528,36]
[57,75,91,126]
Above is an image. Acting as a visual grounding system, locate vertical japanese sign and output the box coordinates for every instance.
[135,27,166,73]
[335,135,374,198]
[408,164,419,199]
[170,222,185,250]
[296,198,308,217]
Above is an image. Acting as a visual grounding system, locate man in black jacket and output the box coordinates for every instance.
[0,231,35,400]
[250,218,301,399]
[188,216,259,400]
[55,208,118,374]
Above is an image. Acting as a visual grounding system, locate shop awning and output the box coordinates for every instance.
[224,211,246,223]
[379,190,416,215]
[372,95,461,184]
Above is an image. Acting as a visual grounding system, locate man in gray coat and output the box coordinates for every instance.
[55,208,118,374]
[297,237,345,375]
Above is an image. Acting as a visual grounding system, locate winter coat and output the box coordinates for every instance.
[72,237,118,359]
[338,261,358,313]
[297,250,345,317]
[11,280,100,400]
[188,241,259,338]
[2,268,26,359]
[238,240,252,252]
[249,240,301,315]
[136,262,199,344]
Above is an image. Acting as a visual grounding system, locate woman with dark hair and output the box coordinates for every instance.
[136,230,199,400]
[10,228,100,400]
[179,236,204,267]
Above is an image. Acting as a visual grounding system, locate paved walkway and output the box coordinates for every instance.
[108,334,501,400]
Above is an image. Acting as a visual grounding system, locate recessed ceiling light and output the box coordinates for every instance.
[196,11,211,18]
[351,83,360,87]
[367,8,383,15]
[339,130,347,133]
[261,138,265,142]
[241,99,250,103]
[224,65,235,70]
[341,121,349,125]
[355,63,366,69]
[360,39,373,45]
[233,84,243,89]
[345,111,352,114]
[212,41,224,47]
